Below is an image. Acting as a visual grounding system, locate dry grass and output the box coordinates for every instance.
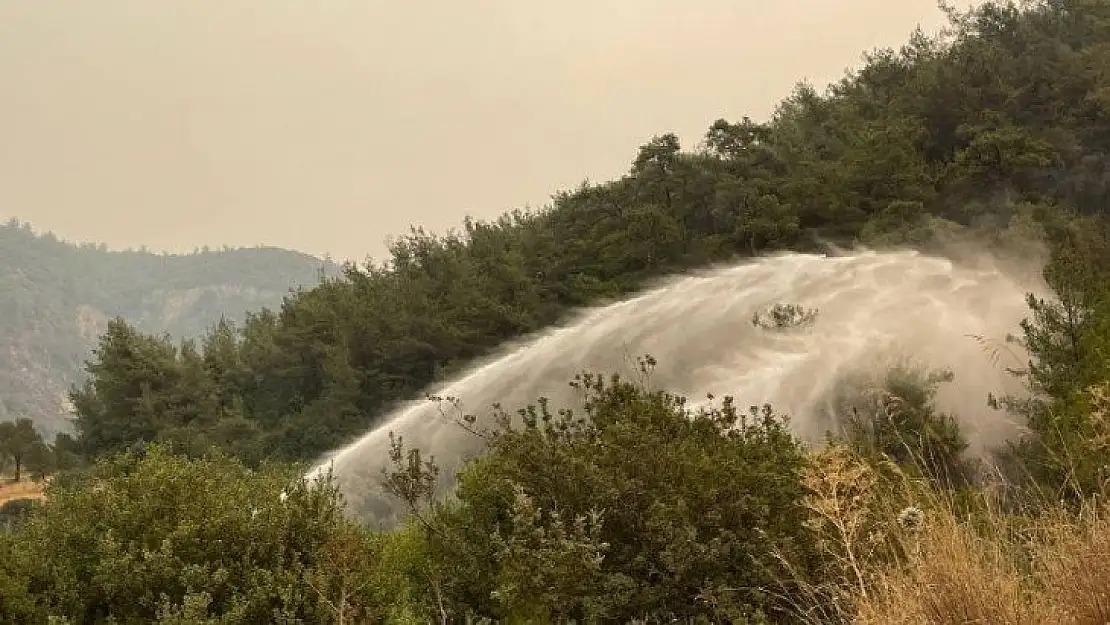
[833,478,1110,624]
[1033,506,1110,624]
[854,508,1063,625]
[0,477,47,507]
[788,442,1110,624]
[800,445,889,601]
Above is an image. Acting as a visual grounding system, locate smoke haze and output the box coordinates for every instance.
[0,1,951,262]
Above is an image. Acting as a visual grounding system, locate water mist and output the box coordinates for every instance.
[306,249,1043,525]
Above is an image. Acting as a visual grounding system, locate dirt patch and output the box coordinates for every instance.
[0,478,47,507]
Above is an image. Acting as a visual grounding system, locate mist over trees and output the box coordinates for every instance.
[6,0,1110,622]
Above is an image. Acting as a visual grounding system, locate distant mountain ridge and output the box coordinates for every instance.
[0,219,338,435]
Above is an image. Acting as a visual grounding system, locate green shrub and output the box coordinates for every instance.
[386,360,820,622]
[5,445,380,623]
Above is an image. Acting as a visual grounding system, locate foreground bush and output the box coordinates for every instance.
[8,368,1110,623]
[0,446,385,624]
[384,361,821,623]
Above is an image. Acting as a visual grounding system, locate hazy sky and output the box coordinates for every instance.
[0,1,953,264]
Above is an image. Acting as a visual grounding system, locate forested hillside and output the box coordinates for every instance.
[5,1,1110,622]
[0,220,334,435]
[66,0,1110,464]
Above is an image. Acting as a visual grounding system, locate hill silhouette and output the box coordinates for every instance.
[0,219,335,435]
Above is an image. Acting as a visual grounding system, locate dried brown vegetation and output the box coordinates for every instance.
[794,440,1110,624]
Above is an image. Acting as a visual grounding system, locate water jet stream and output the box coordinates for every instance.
[307,250,1041,525]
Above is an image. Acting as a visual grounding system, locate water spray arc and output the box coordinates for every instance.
[306,250,1040,525]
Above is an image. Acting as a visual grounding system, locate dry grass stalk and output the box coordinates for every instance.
[1033,503,1110,624]
[853,506,1063,625]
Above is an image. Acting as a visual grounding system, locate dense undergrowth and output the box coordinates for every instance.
[6,0,1110,622]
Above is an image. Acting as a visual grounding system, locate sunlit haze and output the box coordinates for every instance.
[0,1,953,264]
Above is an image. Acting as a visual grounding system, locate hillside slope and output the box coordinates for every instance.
[67,0,1110,466]
[0,220,335,435]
